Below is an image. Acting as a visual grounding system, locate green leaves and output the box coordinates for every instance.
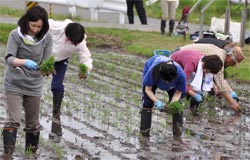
[167,101,183,114]
[39,56,55,76]
[78,64,88,78]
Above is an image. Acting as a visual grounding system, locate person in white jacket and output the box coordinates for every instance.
[48,19,93,142]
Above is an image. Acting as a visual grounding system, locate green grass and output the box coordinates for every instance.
[0,23,16,42]
[145,0,248,25]
[0,5,24,17]
[86,27,192,56]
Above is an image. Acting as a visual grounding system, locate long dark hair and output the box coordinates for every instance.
[152,61,177,82]
[18,6,49,41]
[202,55,223,74]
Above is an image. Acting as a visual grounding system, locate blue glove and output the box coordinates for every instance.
[86,72,90,78]
[193,93,203,102]
[155,100,164,110]
[24,59,38,70]
[230,91,239,100]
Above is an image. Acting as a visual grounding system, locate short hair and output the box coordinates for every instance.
[18,6,49,41]
[152,61,177,82]
[65,23,85,46]
[202,55,223,74]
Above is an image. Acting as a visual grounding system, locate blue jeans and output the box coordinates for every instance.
[51,59,68,94]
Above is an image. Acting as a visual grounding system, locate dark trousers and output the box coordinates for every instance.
[51,59,68,94]
[142,85,183,136]
[126,0,147,24]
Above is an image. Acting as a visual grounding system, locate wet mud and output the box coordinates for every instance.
[0,45,249,160]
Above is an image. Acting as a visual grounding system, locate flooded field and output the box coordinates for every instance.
[0,45,249,160]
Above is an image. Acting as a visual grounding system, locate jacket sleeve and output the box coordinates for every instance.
[77,35,93,71]
[213,67,228,94]
[5,30,19,65]
[41,33,53,62]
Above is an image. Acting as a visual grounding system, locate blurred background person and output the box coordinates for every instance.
[160,0,178,36]
[126,0,147,25]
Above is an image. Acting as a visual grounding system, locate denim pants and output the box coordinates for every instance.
[51,59,68,94]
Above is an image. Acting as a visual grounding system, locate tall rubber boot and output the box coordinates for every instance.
[2,128,17,159]
[183,32,186,40]
[25,132,40,153]
[50,93,63,142]
[140,109,152,137]
[169,20,175,36]
[160,19,166,35]
[172,112,186,144]
[190,97,200,115]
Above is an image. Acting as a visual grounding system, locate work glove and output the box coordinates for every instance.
[230,91,239,101]
[193,93,203,102]
[24,59,38,70]
[155,100,164,110]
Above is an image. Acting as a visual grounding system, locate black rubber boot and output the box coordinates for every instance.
[160,19,166,35]
[169,20,175,36]
[50,93,63,142]
[172,112,186,144]
[25,132,40,153]
[183,32,186,40]
[140,109,152,137]
[190,97,200,115]
[2,128,17,159]
[172,112,183,138]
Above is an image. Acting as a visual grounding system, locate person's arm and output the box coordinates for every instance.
[170,90,182,103]
[41,33,53,61]
[5,30,36,68]
[77,35,93,71]
[183,67,195,95]
[187,87,197,97]
[145,86,158,103]
[214,70,240,111]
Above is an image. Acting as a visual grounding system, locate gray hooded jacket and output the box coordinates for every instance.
[4,28,53,96]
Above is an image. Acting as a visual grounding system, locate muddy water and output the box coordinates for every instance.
[0,44,249,160]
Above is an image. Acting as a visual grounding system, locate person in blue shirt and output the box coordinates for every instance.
[141,55,186,143]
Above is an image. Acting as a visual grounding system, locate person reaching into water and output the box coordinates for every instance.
[140,54,186,143]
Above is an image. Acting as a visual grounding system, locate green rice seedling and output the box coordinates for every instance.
[15,140,23,154]
[185,129,192,138]
[78,64,88,78]
[125,125,132,135]
[165,101,183,114]
[208,109,217,119]
[39,56,55,76]
[50,142,64,159]
[25,146,34,158]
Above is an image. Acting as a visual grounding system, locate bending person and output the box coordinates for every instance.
[170,50,223,114]
[48,19,93,142]
[177,43,244,112]
[141,55,186,143]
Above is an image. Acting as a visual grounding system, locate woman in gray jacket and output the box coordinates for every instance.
[2,6,52,158]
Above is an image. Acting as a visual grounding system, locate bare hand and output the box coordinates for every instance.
[230,102,241,113]
[78,73,87,79]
